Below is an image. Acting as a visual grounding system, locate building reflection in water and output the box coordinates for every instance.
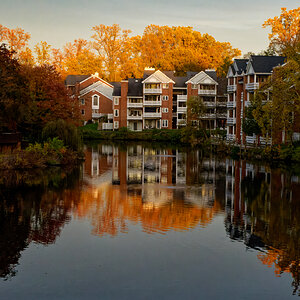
[79,144,226,236]
[225,159,300,295]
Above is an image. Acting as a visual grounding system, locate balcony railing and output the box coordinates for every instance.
[127,102,143,108]
[92,113,101,118]
[177,119,187,126]
[203,102,216,108]
[143,112,162,118]
[144,100,162,106]
[216,113,227,118]
[177,107,187,113]
[177,95,187,101]
[198,89,216,95]
[246,82,259,91]
[227,101,236,108]
[217,102,227,107]
[227,134,236,141]
[144,88,162,94]
[102,123,113,130]
[227,118,236,125]
[127,115,143,120]
[107,114,113,119]
[227,85,237,93]
[202,113,216,119]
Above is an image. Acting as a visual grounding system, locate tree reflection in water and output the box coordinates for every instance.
[0,143,299,296]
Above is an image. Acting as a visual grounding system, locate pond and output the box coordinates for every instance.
[0,142,299,299]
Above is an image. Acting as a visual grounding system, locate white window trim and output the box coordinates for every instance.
[114,121,119,129]
[162,120,168,127]
[81,98,85,105]
[92,94,100,109]
[114,109,119,117]
[162,95,169,101]
[162,108,168,113]
[163,83,169,89]
[192,84,198,89]
[114,97,119,105]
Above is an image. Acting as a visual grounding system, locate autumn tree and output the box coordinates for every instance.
[62,39,104,77]
[34,41,52,65]
[91,24,131,81]
[0,44,29,132]
[0,25,30,57]
[263,7,300,56]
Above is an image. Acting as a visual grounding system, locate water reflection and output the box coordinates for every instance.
[0,143,299,297]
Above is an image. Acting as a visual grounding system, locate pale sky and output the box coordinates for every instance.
[0,0,299,55]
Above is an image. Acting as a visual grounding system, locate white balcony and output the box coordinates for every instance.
[177,107,187,113]
[226,134,235,141]
[143,112,162,118]
[177,119,187,126]
[102,123,113,130]
[107,114,113,119]
[127,102,143,108]
[217,102,227,107]
[227,85,237,93]
[177,95,187,101]
[227,118,236,125]
[144,100,162,106]
[203,102,216,108]
[246,82,259,91]
[202,113,216,119]
[217,113,227,118]
[144,88,162,94]
[92,113,101,118]
[227,101,236,108]
[127,115,143,120]
[246,136,256,144]
[198,89,217,95]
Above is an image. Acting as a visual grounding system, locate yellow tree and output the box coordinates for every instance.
[0,25,31,56]
[91,24,131,81]
[263,7,300,55]
[34,41,52,65]
[62,39,104,77]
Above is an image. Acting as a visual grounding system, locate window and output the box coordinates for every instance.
[162,95,169,101]
[81,98,85,105]
[114,121,119,129]
[163,83,169,89]
[114,97,119,105]
[81,109,85,115]
[114,109,119,117]
[192,84,198,89]
[162,120,168,127]
[93,95,99,106]
[162,108,168,113]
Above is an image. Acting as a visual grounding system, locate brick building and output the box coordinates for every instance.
[226,56,286,145]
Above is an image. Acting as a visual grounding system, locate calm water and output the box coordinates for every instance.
[0,142,299,299]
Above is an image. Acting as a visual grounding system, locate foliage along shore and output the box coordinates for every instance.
[80,124,300,163]
[0,138,84,170]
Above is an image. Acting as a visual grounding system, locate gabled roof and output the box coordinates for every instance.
[65,75,90,86]
[142,70,175,84]
[185,71,218,85]
[233,59,248,75]
[80,81,114,100]
[248,55,286,74]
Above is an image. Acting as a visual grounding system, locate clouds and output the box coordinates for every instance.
[0,0,299,54]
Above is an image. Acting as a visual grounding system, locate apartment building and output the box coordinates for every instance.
[65,73,117,128]
[65,69,227,131]
[111,68,227,131]
[226,55,286,144]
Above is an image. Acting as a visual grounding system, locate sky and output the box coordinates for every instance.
[0,0,299,55]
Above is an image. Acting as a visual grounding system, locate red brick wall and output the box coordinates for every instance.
[120,80,128,128]
[235,76,243,143]
[161,83,173,129]
[79,91,113,122]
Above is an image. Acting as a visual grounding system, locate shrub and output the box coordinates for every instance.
[42,119,81,150]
